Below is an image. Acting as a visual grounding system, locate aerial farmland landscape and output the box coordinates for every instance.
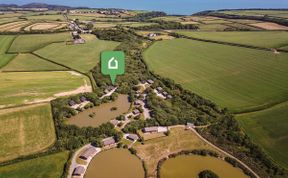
[0,0,287,178]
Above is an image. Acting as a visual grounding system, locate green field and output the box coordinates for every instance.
[35,39,120,73]
[176,31,288,48]
[197,24,229,31]
[8,33,71,53]
[237,102,288,169]
[0,104,56,162]
[144,38,288,112]
[0,71,91,108]
[220,10,288,19]
[0,151,69,178]
[25,14,65,21]
[0,35,16,68]
[2,53,67,72]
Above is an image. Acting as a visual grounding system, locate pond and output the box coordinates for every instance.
[160,155,249,178]
[85,149,144,178]
[67,94,130,127]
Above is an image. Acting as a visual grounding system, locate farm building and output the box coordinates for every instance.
[127,134,139,141]
[142,126,158,133]
[80,96,87,102]
[110,119,120,127]
[147,79,154,84]
[148,33,157,37]
[72,166,85,176]
[102,137,116,147]
[133,109,140,115]
[162,91,168,96]
[167,95,173,99]
[186,122,195,129]
[134,100,141,106]
[68,100,76,106]
[79,147,97,160]
[156,87,163,92]
[143,126,168,133]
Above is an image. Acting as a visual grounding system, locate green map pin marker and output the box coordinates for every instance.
[101,51,125,85]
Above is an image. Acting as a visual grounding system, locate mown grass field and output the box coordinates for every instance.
[134,127,222,177]
[0,151,69,178]
[144,38,288,112]
[236,102,288,169]
[176,31,288,49]
[2,53,67,72]
[8,33,71,53]
[0,35,16,68]
[35,38,120,73]
[0,104,56,162]
[0,71,90,108]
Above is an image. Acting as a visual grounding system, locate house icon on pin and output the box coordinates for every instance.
[108,57,118,69]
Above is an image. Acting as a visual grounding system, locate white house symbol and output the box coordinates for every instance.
[108,57,118,69]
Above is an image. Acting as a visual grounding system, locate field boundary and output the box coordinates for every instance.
[174,33,288,53]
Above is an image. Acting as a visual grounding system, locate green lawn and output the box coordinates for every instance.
[0,151,69,178]
[236,102,288,169]
[8,33,71,53]
[176,31,288,49]
[144,38,288,112]
[0,71,91,108]
[35,39,120,73]
[0,104,56,162]
[2,53,67,72]
[0,35,16,68]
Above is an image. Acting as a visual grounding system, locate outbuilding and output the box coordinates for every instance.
[127,134,139,141]
[72,166,85,176]
[79,147,97,160]
[102,137,116,147]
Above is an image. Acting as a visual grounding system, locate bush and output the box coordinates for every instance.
[199,170,219,178]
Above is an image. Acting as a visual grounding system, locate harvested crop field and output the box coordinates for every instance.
[35,38,120,73]
[8,33,71,53]
[30,23,60,30]
[237,101,288,169]
[0,151,69,178]
[144,38,288,112]
[0,104,56,162]
[250,22,288,30]
[0,71,91,108]
[176,31,288,48]
[0,21,31,32]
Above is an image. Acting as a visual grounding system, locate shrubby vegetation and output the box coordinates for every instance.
[132,20,199,30]
[199,170,219,178]
[198,115,286,178]
[128,11,167,21]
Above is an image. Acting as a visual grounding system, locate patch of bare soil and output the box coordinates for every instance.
[250,22,288,30]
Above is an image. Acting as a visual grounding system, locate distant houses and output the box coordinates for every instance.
[132,109,140,115]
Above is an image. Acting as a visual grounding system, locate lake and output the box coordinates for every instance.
[160,155,249,178]
[85,149,144,178]
[67,94,130,127]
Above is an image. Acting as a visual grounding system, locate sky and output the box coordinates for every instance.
[1,0,288,15]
